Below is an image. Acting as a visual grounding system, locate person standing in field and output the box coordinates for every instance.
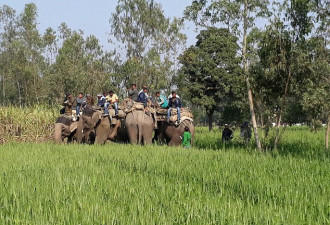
[222,124,233,142]
[240,121,252,142]
[182,126,192,148]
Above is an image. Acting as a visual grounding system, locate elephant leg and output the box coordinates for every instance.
[109,120,121,140]
[141,115,154,145]
[126,122,138,144]
[95,117,111,145]
[142,123,153,145]
[54,123,63,144]
[76,118,84,143]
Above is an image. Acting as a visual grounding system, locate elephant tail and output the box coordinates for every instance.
[138,115,142,145]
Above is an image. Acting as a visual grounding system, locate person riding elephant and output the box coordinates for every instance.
[155,91,168,108]
[138,87,148,108]
[75,93,86,118]
[86,94,94,106]
[128,84,139,102]
[62,93,73,116]
[167,91,182,124]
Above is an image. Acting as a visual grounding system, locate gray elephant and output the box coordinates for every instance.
[166,120,195,146]
[76,107,99,144]
[154,107,195,146]
[76,106,127,144]
[125,106,154,145]
[54,116,78,144]
[94,116,128,144]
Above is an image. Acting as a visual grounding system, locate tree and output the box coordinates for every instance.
[184,0,270,150]
[109,0,186,92]
[179,27,242,131]
[0,5,17,105]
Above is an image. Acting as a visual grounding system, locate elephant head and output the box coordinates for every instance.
[158,119,195,147]
[76,106,127,145]
[76,107,102,144]
[54,116,78,144]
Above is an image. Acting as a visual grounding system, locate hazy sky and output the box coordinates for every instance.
[1,0,198,49]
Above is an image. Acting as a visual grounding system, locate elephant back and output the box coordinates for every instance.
[56,115,72,126]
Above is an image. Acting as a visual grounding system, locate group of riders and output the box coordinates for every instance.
[61,84,183,124]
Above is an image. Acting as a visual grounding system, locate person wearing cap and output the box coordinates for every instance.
[128,84,139,102]
[222,124,233,142]
[62,93,73,115]
[97,93,105,108]
[138,87,148,107]
[104,90,119,116]
[167,91,182,124]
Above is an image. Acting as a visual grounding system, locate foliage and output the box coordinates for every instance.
[109,0,186,92]
[178,27,243,130]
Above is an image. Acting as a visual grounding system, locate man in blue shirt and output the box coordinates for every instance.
[167,91,182,124]
[138,87,148,107]
[97,93,105,108]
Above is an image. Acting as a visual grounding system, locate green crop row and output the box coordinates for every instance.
[0,143,329,224]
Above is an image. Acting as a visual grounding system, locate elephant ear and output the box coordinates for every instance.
[92,111,103,126]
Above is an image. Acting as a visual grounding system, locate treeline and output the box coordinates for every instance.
[0,1,185,106]
[180,0,329,149]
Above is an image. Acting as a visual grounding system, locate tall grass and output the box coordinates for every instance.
[0,143,329,224]
[0,105,58,143]
[194,126,328,159]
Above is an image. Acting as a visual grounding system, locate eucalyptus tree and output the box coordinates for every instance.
[109,0,186,92]
[0,5,17,105]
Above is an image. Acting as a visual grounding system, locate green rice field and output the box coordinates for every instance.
[0,127,329,224]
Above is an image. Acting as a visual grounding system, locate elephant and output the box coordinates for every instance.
[125,109,154,145]
[76,106,127,145]
[155,119,195,146]
[54,115,78,144]
[94,116,128,145]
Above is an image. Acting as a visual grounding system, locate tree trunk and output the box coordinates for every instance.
[274,59,292,149]
[207,111,213,132]
[326,115,329,151]
[243,0,262,150]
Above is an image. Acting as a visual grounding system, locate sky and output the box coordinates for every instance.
[1,0,198,49]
